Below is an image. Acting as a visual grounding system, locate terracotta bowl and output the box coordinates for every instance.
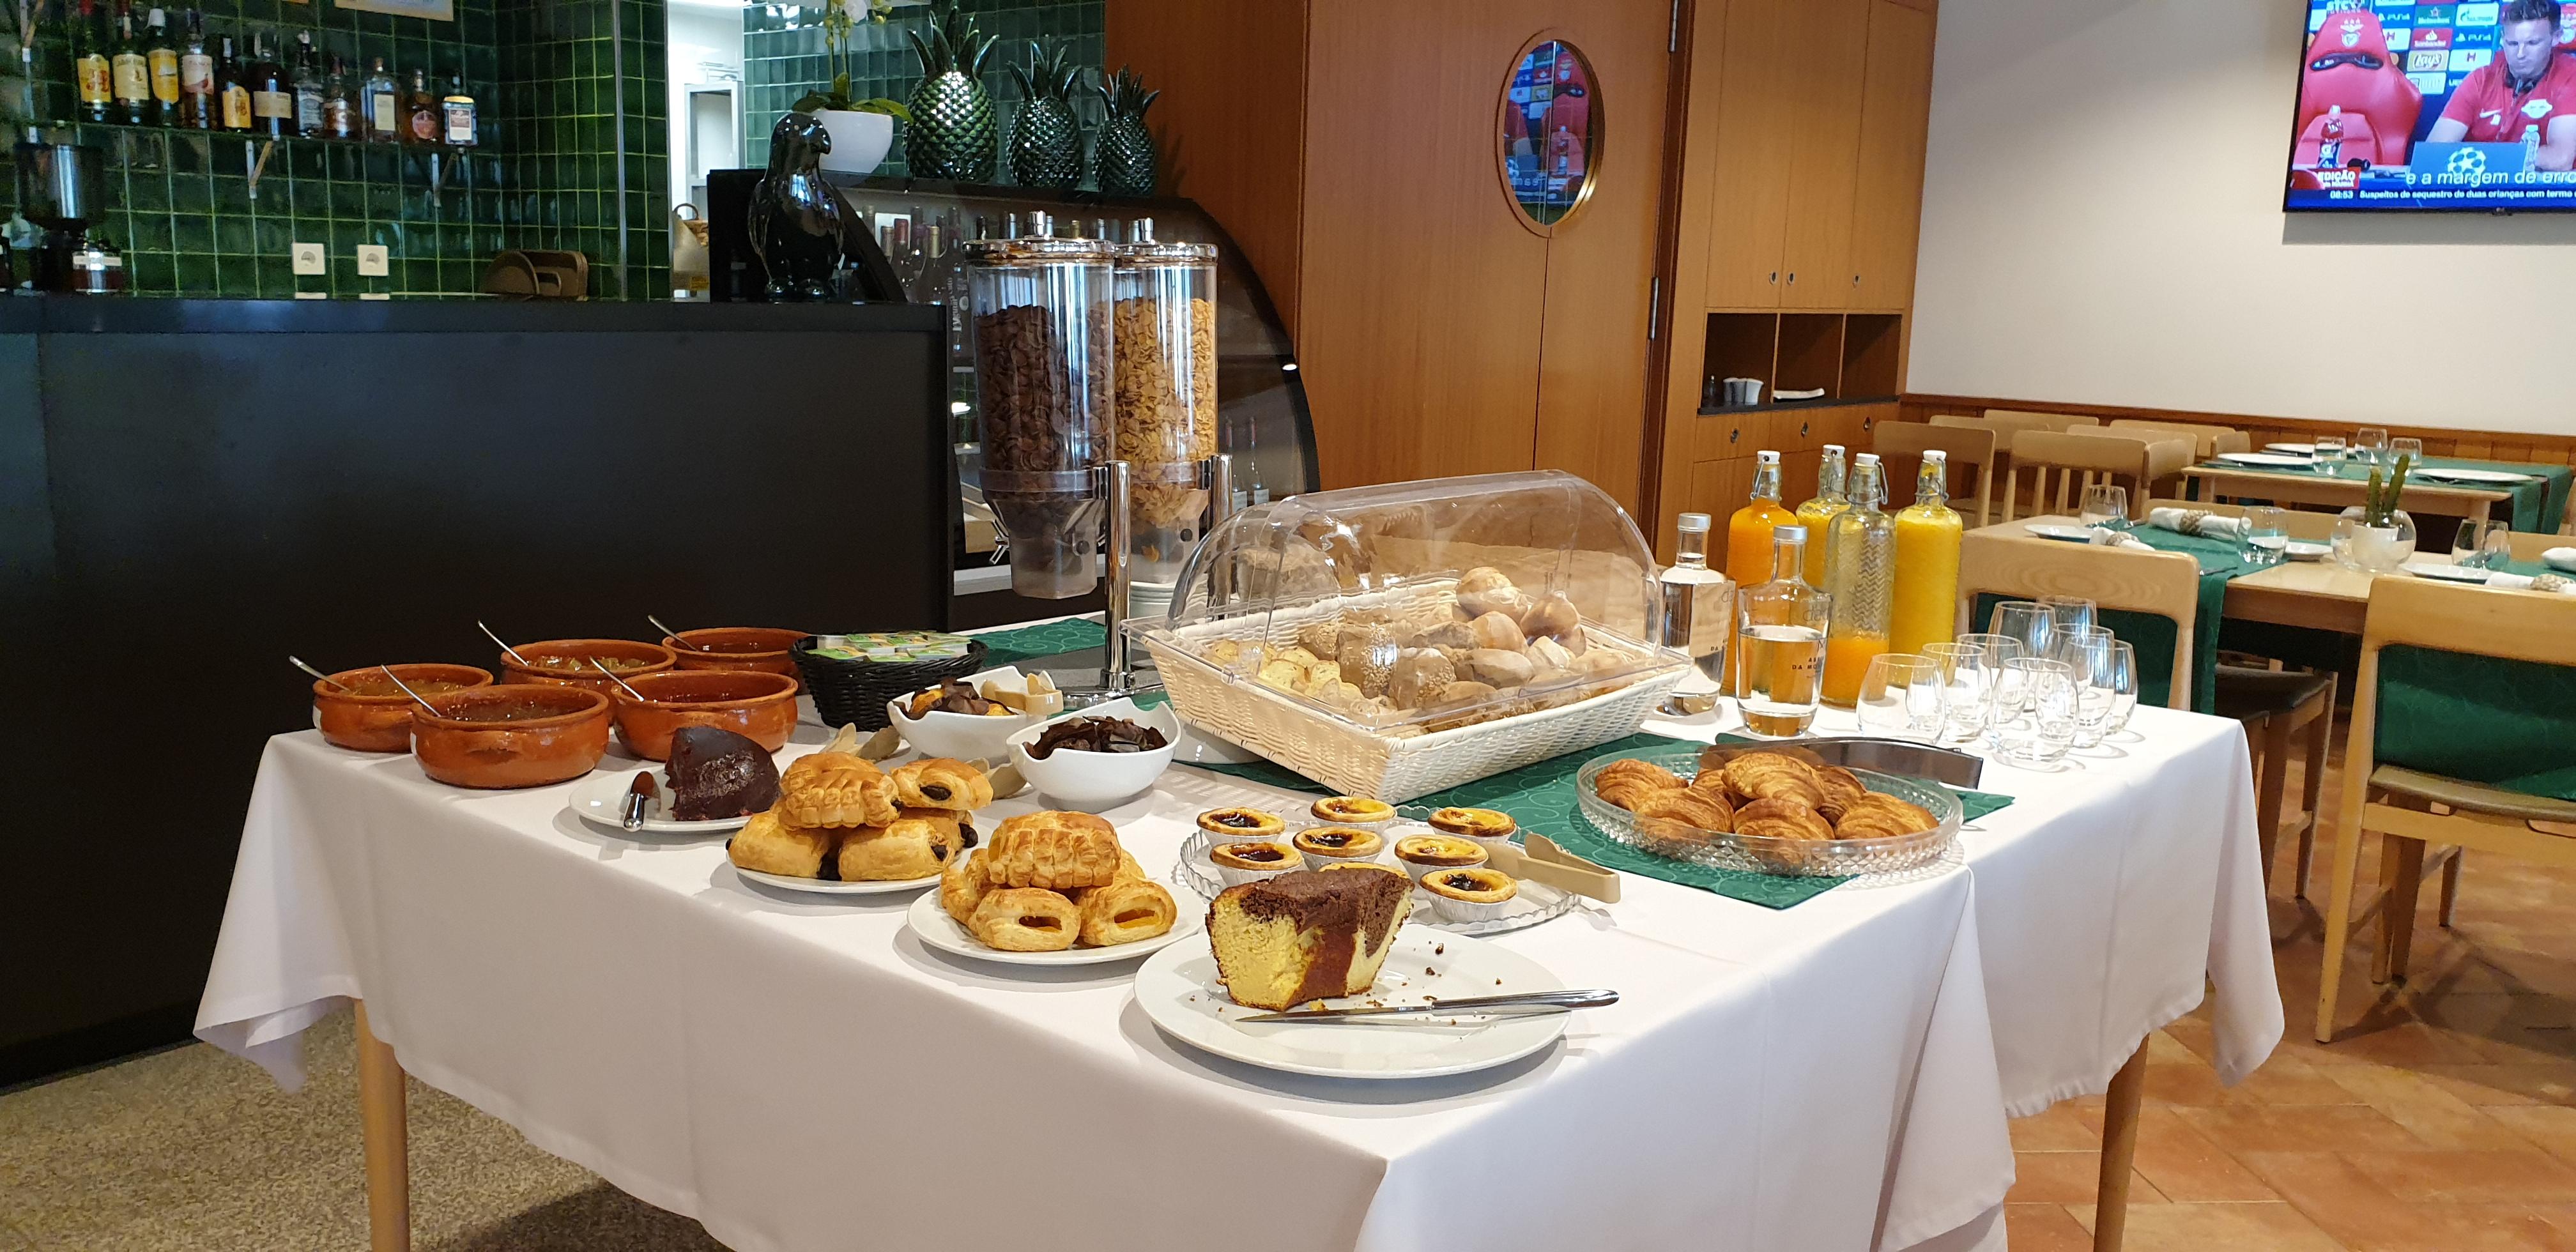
[314,664,496,752]
[611,669,800,761]
[498,638,677,694]
[412,685,612,789]
[663,627,811,685]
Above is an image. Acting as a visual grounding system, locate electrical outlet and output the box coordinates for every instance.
[356,245,389,277]
[291,241,325,275]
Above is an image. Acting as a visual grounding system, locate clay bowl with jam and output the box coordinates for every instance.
[314,663,496,752]
[663,627,811,685]
[411,685,612,789]
[498,639,677,695]
[609,669,799,761]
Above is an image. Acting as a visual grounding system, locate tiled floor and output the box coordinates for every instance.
[2006,715,2576,1251]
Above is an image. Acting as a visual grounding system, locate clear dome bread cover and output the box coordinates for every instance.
[1127,471,1686,736]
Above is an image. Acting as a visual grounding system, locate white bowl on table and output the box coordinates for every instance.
[1005,697,1180,811]
[886,666,1046,763]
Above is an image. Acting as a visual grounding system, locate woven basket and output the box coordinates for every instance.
[1138,591,1683,802]
[792,637,988,732]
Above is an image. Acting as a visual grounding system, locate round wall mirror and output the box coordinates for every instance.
[1499,39,1600,229]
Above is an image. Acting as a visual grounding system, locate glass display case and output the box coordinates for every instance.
[1128,471,1688,801]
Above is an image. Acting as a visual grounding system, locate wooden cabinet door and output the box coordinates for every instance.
[1778,0,1871,310]
[1848,0,1936,311]
[1703,0,1801,309]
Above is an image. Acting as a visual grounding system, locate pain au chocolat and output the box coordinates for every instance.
[1208,869,1413,1011]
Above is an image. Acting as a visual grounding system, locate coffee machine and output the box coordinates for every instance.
[12,135,110,294]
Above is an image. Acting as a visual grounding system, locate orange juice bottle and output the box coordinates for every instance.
[1724,450,1797,686]
[1890,449,1965,658]
[1793,443,1850,586]
[1820,453,1893,707]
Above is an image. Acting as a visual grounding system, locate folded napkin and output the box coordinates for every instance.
[2481,571,2576,595]
[2147,507,2246,540]
[2086,528,2155,551]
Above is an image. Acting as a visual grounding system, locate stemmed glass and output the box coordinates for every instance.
[1857,653,1942,742]
[2079,484,2130,530]
[2312,436,2346,477]
[2353,427,2389,471]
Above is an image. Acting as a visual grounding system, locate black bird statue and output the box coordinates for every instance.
[749,112,905,302]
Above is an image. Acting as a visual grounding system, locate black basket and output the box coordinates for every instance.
[792,636,990,732]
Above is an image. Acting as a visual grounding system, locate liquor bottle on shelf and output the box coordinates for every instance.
[1723,449,1798,687]
[291,33,325,137]
[364,57,399,143]
[1820,452,1894,708]
[1734,524,1829,738]
[1658,511,1734,688]
[1793,443,1850,587]
[111,4,150,125]
[321,54,358,141]
[145,8,180,126]
[1890,450,1964,659]
[214,33,251,132]
[402,67,438,145]
[440,73,476,146]
[248,31,292,137]
[175,10,211,129]
[74,0,112,124]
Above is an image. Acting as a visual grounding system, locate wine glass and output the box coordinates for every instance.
[2354,427,2389,471]
[2312,436,2346,477]
[1857,654,1941,742]
[2391,436,2424,468]
[2079,484,2130,530]
[2453,518,2492,570]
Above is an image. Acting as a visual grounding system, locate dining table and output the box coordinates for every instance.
[195,620,2280,1252]
[2182,454,2573,535]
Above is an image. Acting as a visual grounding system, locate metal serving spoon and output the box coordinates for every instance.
[588,657,650,701]
[648,615,709,652]
[478,620,531,666]
[290,655,352,692]
[374,665,442,714]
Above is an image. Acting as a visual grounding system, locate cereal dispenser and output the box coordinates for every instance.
[1110,233,1220,586]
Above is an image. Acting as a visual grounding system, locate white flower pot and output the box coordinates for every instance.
[813,109,893,175]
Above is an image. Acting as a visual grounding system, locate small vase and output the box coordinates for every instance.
[2334,506,2416,572]
[812,109,893,175]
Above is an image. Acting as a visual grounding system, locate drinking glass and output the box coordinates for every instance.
[2391,436,2424,468]
[1988,602,2055,705]
[2312,436,2347,477]
[2354,427,2389,470]
[1857,653,1942,742]
[2062,634,2120,749]
[1923,641,1992,744]
[2079,484,2130,530]
[2040,595,2097,640]
[2106,640,2141,733]
[2055,623,2112,664]
[1993,657,2077,765]
[2453,518,2492,570]
[2241,506,2288,566]
[2482,523,2516,570]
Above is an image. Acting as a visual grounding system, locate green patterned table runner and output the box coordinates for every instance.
[1181,733,2014,910]
[2377,644,2576,802]
[975,619,1109,669]
[2191,457,2572,534]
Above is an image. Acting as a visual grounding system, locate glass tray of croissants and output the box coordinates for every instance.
[1575,747,1963,878]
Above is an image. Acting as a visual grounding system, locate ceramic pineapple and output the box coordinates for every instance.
[903,2,998,182]
[1094,65,1160,197]
[1008,39,1088,190]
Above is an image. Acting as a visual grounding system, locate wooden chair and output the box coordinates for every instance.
[2108,419,2252,459]
[2004,430,2195,523]
[2142,498,2338,542]
[1958,530,2201,708]
[1984,408,2102,432]
[2315,577,2576,1042]
[1874,423,1998,528]
[2506,529,2574,563]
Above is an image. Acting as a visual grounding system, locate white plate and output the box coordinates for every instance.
[1133,929,1569,1080]
[2285,540,2331,562]
[2213,452,2318,468]
[2025,524,2099,543]
[2265,443,2318,455]
[569,768,754,836]
[730,862,942,896]
[904,883,1203,966]
[2412,468,2541,485]
[2405,562,2496,584]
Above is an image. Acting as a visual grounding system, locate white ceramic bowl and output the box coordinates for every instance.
[1004,698,1180,811]
[2545,547,2576,574]
[887,666,1045,763]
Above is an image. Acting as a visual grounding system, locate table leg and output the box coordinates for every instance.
[353,1001,412,1252]
[2093,1041,2149,1252]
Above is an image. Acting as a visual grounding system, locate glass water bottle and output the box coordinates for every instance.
[1794,443,1850,586]
[1821,453,1895,708]
[1891,450,1965,658]
[1735,524,1830,737]
[1659,512,1735,686]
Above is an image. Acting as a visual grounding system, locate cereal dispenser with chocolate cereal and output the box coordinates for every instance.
[1111,229,1222,586]
[965,233,1118,601]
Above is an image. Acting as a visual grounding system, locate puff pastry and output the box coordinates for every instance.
[1720,752,1826,810]
[1634,788,1734,834]
[1834,792,1938,840]
[836,815,958,882]
[1076,878,1177,947]
[983,811,1122,889]
[890,758,993,811]
[1811,767,1869,821]
[1596,759,1686,810]
[727,808,838,878]
[778,744,900,828]
[970,887,1080,951]
[940,849,992,922]
[1734,797,1836,843]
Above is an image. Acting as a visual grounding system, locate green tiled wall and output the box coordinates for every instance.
[496,0,666,299]
[741,0,1101,178]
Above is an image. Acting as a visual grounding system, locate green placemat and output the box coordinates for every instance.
[976,619,1109,668]
[2377,644,2576,802]
[1181,733,2014,910]
[1973,522,2256,715]
[2189,457,2572,534]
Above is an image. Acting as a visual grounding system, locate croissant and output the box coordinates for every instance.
[891,758,993,811]
[970,888,1081,952]
[836,816,958,882]
[983,811,1123,890]
[728,808,837,878]
[1595,759,1686,811]
[1635,788,1733,834]
[1834,792,1938,840]
[1721,752,1825,810]
[941,848,993,923]
[1811,767,1869,821]
[1735,797,1835,843]
[1077,877,1177,947]
[778,749,900,828]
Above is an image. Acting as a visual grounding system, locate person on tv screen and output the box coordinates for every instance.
[2426,0,2576,171]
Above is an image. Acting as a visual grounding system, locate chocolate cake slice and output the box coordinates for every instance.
[665,726,783,821]
[1208,869,1413,1011]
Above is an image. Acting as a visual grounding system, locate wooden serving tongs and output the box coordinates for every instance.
[1488,832,1621,904]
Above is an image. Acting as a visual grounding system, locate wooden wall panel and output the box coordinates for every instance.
[1777,0,1871,310]
[1848,0,1935,311]
[1107,0,1312,340]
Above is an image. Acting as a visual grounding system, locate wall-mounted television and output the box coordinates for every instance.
[2287,0,2576,211]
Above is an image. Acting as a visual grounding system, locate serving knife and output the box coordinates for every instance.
[1235,988,1618,1023]
[621,772,658,832]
